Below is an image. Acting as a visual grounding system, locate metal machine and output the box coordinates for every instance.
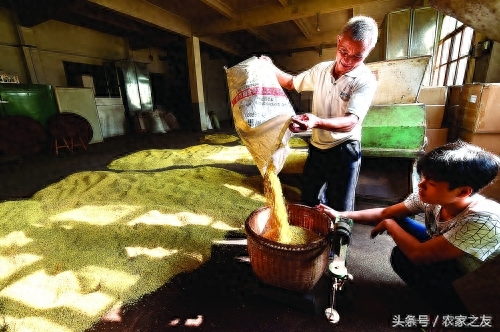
[325,216,354,323]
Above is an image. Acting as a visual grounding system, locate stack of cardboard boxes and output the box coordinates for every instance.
[417,86,448,152]
[444,85,462,142]
[455,83,500,201]
[456,83,500,156]
[418,84,500,201]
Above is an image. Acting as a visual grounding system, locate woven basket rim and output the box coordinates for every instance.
[244,203,330,251]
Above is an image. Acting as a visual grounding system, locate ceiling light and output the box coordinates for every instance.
[316,13,320,32]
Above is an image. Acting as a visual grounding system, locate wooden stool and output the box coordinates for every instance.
[52,138,72,155]
[70,136,88,152]
[48,112,93,155]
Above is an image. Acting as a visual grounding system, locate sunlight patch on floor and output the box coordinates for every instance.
[211,220,241,231]
[0,254,42,280]
[0,231,33,247]
[204,145,253,163]
[125,246,178,259]
[0,270,115,316]
[127,210,213,227]
[4,315,73,332]
[78,266,140,294]
[49,205,140,226]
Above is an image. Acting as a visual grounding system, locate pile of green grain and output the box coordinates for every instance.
[108,145,306,174]
[199,134,239,144]
[0,166,290,331]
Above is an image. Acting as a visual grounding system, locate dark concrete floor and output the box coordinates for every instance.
[0,127,455,332]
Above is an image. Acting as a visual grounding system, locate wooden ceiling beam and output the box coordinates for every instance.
[246,28,272,44]
[198,35,242,55]
[293,18,312,39]
[67,2,149,35]
[194,0,387,36]
[201,0,234,19]
[278,0,312,40]
[267,32,337,53]
[88,0,192,37]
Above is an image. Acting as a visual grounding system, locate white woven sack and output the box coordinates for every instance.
[226,56,295,175]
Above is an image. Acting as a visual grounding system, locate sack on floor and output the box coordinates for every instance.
[225,56,295,175]
[145,110,170,133]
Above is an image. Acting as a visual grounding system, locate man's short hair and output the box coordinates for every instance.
[340,16,379,50]
[417,141,500,193]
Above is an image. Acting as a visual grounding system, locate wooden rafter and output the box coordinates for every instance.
[193,0,386,36]
[201,0,234,19]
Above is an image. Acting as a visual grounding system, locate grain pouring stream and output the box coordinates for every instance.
[226,56,320,246]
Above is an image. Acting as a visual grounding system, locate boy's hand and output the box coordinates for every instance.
[370,220,389,239]
[315,203,339,219]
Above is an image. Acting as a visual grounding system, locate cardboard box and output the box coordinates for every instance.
[457,128,500,155]
[459,83,500,133]
[425,128,448,152]
[480,176,500,203]
[444,105,460,127]
[447,126,459,142]
[418,86,448,105]
[447,85,462,107]
[426,105,445,129]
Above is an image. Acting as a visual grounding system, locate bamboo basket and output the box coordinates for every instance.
[245,204,331,293]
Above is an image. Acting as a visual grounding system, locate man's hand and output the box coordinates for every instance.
[289,113,321,132]
[258,55,272,63]
[289,114,308,132]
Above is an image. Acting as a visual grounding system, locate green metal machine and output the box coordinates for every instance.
[354,56,430,206]
[0,83,59,127]
[361,103,426,159]
[357,103,426,206]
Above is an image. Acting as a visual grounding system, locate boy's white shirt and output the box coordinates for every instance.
[404,192,500,272]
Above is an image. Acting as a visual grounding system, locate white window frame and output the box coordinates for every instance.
[431,18,474,86]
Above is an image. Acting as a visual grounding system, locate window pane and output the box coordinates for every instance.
[455,58,468,84]
[446,61,458,85]
[460,27,474,56]
[441,16,456,38]
[435,43,443,66]
[410,7,438,57]
[438,66,446,86]
[431,19,472,87]
[441,39,451,63]
[387,10,411,59]
[432,68,439,85]
[451,33,461,60]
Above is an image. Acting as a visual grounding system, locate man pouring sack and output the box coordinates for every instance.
[262,16,378,212]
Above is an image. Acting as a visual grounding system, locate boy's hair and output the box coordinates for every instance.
[417,141,500,193]
[339,16,378,50]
